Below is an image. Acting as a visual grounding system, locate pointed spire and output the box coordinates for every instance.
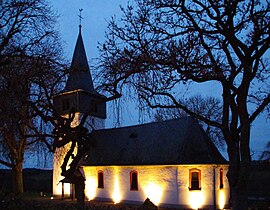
[65,25,94,92]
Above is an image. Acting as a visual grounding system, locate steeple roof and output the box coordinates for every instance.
[65,26,94,92]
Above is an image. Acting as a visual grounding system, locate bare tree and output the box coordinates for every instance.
[259,141,270,161]
[97,0,270,209]
[154,95,225,148]
[0,0,64,193]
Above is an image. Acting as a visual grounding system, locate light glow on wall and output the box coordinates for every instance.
[218,189,226,209]
[53,179,64,195]
[189,191,205,209]
[143,182,163,206]
[81,165,229,208]
[53,140,78,196]
[64,183,71,196]
[112,174,121,203]
[85,176,97,200]
[54,181,71,196]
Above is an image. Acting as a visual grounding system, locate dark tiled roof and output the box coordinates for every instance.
[82,117,227,166]
[65,27,94,92]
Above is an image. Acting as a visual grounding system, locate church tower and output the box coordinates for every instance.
[53,25,106,125]
[52,25,106,197]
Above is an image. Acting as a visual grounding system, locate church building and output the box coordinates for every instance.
[52,26,230,209]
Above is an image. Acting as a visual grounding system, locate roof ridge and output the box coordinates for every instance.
[95,116,193,132]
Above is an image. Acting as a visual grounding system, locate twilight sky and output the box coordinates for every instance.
[50,0,147,126]
[49,0,269,159]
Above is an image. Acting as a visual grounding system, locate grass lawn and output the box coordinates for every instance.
[0,193,139,210]
[0,192,194,210]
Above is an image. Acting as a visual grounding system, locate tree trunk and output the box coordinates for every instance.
[76,181,85,209]
[229,166,250,210]
[231,187,248,210]
[12,162,24,194]
[227,143,251,210]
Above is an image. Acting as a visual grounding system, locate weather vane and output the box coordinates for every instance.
[78,9,83,28]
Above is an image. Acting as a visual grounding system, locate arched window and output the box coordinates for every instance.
[189,169,201,190]
[97,170,104,188]
[130,171,138,191]
[220,168,224,189]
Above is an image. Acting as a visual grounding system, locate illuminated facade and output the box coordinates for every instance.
[52,27,230,209]
[83,165,229,209]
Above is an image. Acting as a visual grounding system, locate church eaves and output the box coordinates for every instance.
[65,26,94,92]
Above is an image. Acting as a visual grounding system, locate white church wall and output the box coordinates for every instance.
[84,116,105,131]
[83,164,230,208]
[83,165,179,205]
[177,165,230,209]
[177,165,212,208]
[215,165,230,209]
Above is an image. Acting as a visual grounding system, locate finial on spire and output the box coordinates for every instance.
[78,9,83,31]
